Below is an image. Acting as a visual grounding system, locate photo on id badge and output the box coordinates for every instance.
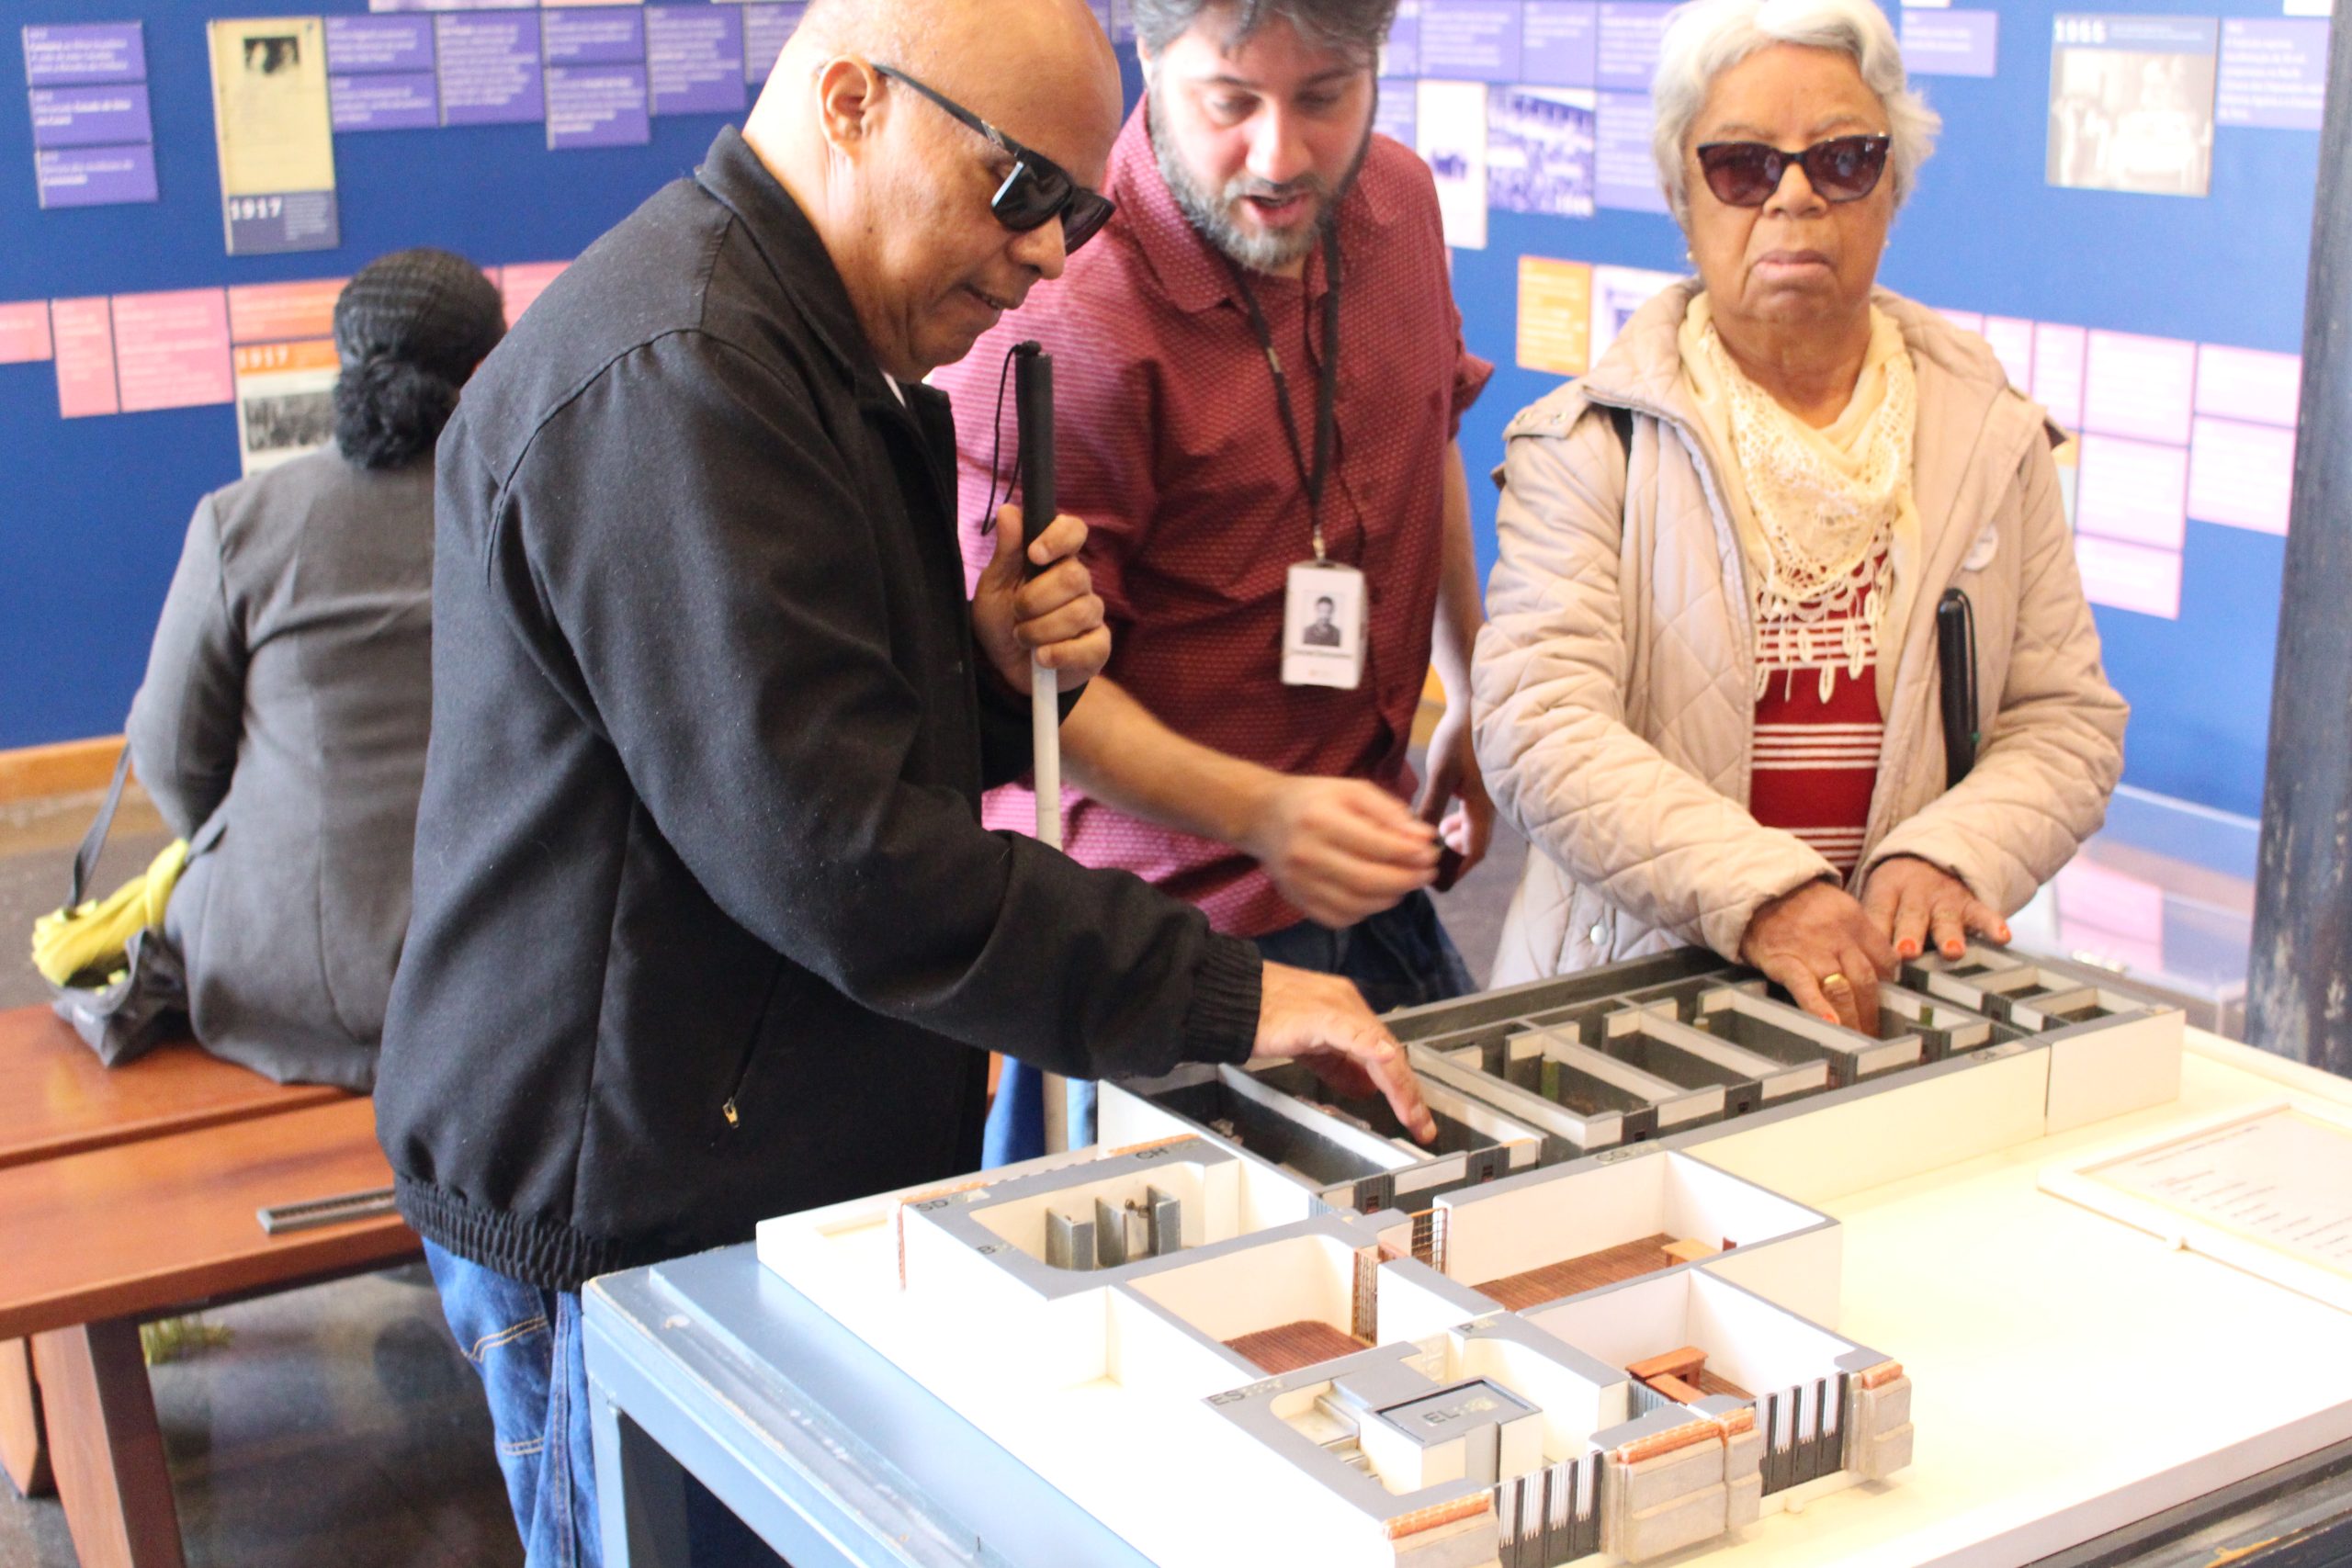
[1283,560,1365,690]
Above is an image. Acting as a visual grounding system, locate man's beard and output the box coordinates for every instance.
[1148,91,1374,273]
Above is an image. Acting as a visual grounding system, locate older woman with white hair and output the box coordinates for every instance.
[1471,0,2127,1032]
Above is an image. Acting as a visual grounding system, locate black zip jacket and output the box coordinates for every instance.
[376,129,1261,1292]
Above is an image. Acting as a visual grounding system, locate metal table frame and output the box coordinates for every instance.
[584,1245,2352,1568]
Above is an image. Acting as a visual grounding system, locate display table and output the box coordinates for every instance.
[583,1030,2352,1568]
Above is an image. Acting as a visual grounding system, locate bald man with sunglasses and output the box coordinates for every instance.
[373,2,1433,1561]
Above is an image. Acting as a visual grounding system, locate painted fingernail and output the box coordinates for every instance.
[1897,940,1919,959]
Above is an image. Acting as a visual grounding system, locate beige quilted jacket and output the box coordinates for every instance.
[1473,281,2128,984]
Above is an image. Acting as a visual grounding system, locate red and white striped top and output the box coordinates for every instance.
[1748,550,1887,877]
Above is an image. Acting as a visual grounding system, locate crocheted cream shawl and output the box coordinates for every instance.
[1678,292,1921,703]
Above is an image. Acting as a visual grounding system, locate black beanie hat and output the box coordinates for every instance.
[333,247,504,387]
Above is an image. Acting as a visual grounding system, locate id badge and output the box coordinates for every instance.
[1282,560,1366,690]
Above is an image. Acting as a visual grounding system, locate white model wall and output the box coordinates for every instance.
[1693,1048,2052,1204]
[1684,1273,1852,1398]
[1438,1154,1666,1286]
[1128,1233,1358,1343]
[1524,1273,1693,1373]
[1452,1333,1624,1450]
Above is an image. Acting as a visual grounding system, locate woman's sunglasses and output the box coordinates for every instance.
[874,64,1117,254]
[1693,134,1891,208]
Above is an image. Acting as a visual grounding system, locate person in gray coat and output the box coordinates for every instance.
[126,249,504,1089]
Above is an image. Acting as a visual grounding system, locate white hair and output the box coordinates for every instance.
[1649,0,1939,227]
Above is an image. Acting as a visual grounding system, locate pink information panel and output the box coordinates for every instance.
[2082,330,2198,446]
[50,297,119,418]
[2032,321,2087,431]
[2193,344,2301,428]
[499,260,569,326]
[0,302,54,364]
[111,289,232,413]
[2075,433,2189,549]
[2074,534,2183,620]
[2188,417,2295,535]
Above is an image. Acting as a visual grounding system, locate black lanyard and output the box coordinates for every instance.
[1226,224,1341,561]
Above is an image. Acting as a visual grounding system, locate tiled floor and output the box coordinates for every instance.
[0,782,1529,1566]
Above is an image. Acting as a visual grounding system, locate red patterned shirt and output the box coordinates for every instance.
[933,104,1491,937]
[1747,549,1888,876]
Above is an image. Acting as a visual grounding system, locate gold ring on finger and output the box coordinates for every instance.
[1821,972,1849,991]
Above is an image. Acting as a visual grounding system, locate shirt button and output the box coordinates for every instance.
[1589,922,1608,945]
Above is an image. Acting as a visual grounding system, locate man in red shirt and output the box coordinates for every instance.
[936,0,1494,1160]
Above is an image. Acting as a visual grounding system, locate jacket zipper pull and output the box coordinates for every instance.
[721,1098,741,1131]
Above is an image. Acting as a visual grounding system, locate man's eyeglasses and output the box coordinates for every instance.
[1693,134,1891,208]
[874,64,1117,254]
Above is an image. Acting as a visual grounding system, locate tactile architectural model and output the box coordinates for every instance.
[758,945,2184,1568]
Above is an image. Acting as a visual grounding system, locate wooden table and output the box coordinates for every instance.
[0,1007,342,1172]
[0,1006,418,1568]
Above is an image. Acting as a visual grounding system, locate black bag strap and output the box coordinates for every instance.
[65,744,136,913]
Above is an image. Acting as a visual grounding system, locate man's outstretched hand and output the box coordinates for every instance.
[1247,962,1436,1144]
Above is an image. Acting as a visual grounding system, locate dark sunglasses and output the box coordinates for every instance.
[874,64,1117,254]
[1693,134,1891,208]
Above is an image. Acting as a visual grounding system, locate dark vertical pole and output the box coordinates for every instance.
[2249,24,2352,1076]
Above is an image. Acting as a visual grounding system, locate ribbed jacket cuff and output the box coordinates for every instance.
[395,1174,638,1294]
[1183,935,1262,1066]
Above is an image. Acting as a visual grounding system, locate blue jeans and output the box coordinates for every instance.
[1250,887,1476,1014]
[425,1241,783,1568]
[982,889,1474,1166]
[425,1240,598,1568]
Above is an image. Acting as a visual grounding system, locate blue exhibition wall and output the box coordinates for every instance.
[2,0,820,750]
[0,0,2322,828]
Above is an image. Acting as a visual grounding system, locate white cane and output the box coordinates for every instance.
[1014,344,1077,1154]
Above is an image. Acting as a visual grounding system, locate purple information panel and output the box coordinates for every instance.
[22,23,146,86]
[227,191,342,256]
[28,85,152,149]
[36,143,156,207]
[325,16,434,73]
[648,6,746,116]
[1596,2,1672,92]
[2217,18,2327,131]
[1595,89,1668,212]
[741,4,805,84]
[547,64,650,148]
[1385,1,1421,76]
[333,73,439,131]
[1521,1,1598,87]
[543,9,645,67]
[1375,77,1417,146]
[437,14,544,126]
[1901,10,1998,79]
[1421,0,1522,83]
[24,22,154,209]
[328,15,436,130]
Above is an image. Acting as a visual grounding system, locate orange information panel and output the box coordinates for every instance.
[1517,255,1592,378]
[50,297,118,419]
[227,276,345,344]
[0,301,52,365]
[232,338,339,378]
[112,288,233,413]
